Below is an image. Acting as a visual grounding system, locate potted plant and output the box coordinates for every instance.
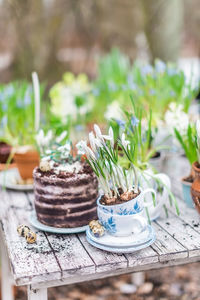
[0,73,43,180]
[174,123,197,208]
[77,124,159,236]
[191,120,200,213]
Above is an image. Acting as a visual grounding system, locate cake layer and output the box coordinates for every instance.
[34,191,98,205]
[33,168,97,187]
[34,198,97,215]
[36,206,97,228]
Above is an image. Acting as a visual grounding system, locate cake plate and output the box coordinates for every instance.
[0,168,33,191]
[86,225,156,253]
[29,212,88,234]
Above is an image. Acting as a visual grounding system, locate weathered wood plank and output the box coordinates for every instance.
[155,210,200,258]
[0,191,61,286]
[31,255,200,290]
[168,197,200,232]
[125,245,158,267]
[45,233,95,278]
[151,223,188,262]
[78,233,128,272]
[28,192,96,278]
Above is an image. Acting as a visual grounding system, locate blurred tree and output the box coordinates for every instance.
[6,0,66,81]
[141,0,184,62]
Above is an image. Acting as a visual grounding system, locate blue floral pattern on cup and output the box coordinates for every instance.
[101,200,141,215]
[99,216,117,234]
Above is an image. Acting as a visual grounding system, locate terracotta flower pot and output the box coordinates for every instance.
[14,150,40,180]
[191,161,200,214]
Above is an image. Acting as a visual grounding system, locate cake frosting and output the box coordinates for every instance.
[33,161,98,228]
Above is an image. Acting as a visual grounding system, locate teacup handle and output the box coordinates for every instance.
[140,188,157,207]
[131,214,148,234]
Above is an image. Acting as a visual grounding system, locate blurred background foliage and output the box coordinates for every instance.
[0,0,199,84]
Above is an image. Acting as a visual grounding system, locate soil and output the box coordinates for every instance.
[100,189,140,205]
[9,263,200,300]
[194,161,200,169]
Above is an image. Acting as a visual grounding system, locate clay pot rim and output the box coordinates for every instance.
[192,161,200,172]
[14,150,40,163]
[181,178,192,186]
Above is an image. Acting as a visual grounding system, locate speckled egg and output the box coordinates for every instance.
[89,220,100,230]
[25,231,37,244]
[39,160,51,172]
[17,225,30,237]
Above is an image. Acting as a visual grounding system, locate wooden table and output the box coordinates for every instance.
[0,158,200,300]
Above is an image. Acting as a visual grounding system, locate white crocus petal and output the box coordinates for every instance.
[85,146,96,161]
[89,131,97,153]
[56,131,67,143]
[121,133,130,150]
[109,126,114,148]
[94,138,103,148]
[94,124,104,141]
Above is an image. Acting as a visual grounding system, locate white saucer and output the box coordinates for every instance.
[86,225,153,248]
[29,212,88,234]
[86,225,156,253]
[0,168,33,191]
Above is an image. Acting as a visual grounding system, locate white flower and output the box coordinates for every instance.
[102,127,114,148]
[165,103,189,135]
[36,129,53,149]
[76,140,87,155]
[57,141,71,157]
[56,131,67,144]
[94,124,103,141]
[104,101,123,120]
[89,131,97,153]
[121,133,130,150]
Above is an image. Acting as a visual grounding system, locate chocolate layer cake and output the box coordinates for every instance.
[33,161,98,228]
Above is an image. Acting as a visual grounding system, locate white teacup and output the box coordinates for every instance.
[97,188,156,215]
[97,207,147,237]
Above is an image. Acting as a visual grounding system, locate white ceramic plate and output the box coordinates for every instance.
[29,212,88,234]
[0,168,33,191]
[86,231,156,254]
[86,225,154,248]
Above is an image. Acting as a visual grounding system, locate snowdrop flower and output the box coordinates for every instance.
[57,141,71,156]
[36,129,53,149]
[89,131,98,153]
[56,131,67,144]
[102,127,114,148]
[76,140,87,155]
[94,124,104,142]
[121,133,130,150]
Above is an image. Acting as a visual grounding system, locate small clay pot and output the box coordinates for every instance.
[14,150,40,180]
[0,142,12,163]
[191,161,200,214]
